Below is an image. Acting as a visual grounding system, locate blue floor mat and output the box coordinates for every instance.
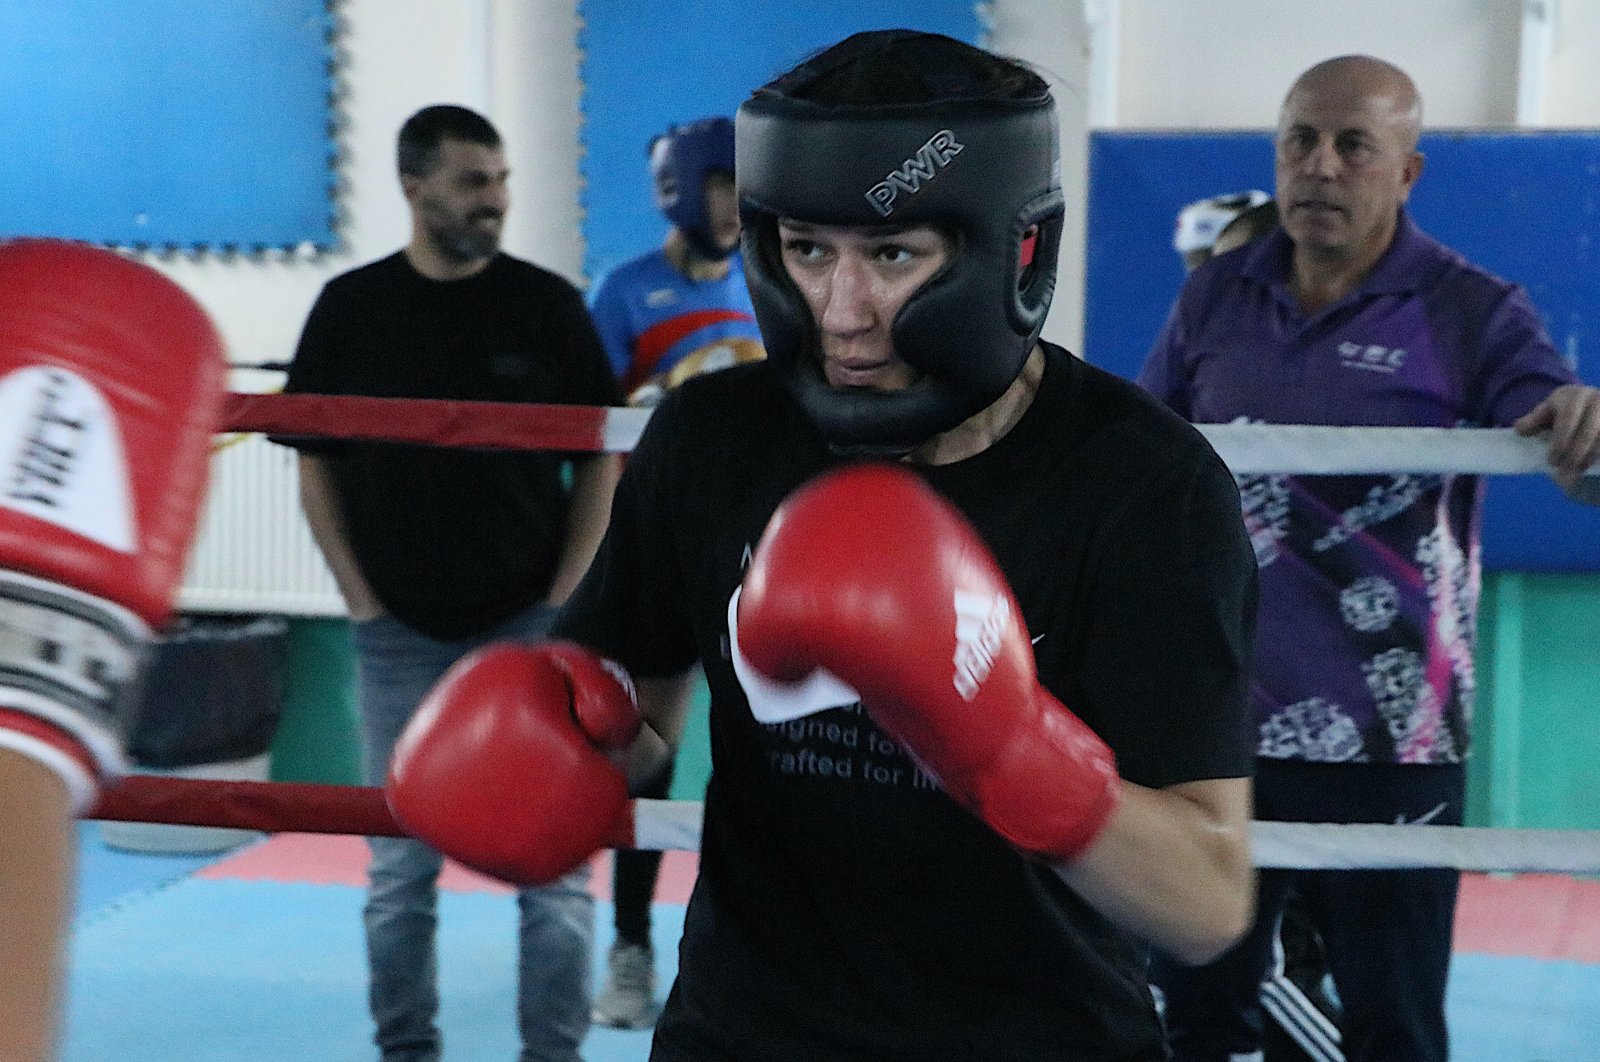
[65,874,680,1062]
[1448,953,1600,1061]
[73,822,227,919]
[64,831,1600,1061]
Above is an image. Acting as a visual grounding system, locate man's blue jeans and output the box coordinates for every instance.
[354,606,593,1062]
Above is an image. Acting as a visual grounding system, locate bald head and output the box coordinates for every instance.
[1284,55,1422,152]
[1274,54,1426,282]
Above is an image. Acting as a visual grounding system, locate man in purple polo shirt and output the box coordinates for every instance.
[1139,55,1600,1062]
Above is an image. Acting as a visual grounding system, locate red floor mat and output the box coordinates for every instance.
[198,832,701,904]
[1453,872,1600,962]
[203,836,1599,961]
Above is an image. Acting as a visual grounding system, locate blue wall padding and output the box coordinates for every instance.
[577,1,983,283]
[1085,130,1600,571]
[0,1,336,250]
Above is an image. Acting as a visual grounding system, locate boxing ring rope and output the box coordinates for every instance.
[92,391,1600,874]
[223,392,652,454]
[89,777,1600,873]
[224,391,1581,474]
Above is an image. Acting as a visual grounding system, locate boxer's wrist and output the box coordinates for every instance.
[0,570,146,810]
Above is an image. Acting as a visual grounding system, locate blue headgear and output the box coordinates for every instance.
[736,31,1063,455]
[650,117,737,262]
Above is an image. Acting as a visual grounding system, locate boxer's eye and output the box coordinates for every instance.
[781,237,822,259]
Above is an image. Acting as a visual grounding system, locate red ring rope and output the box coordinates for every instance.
[224,392,633,452]
[92,777,404,837]
[90,776,638,849]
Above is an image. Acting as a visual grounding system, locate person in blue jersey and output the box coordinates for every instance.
[588,117,766,409]
[585,116,766,1029]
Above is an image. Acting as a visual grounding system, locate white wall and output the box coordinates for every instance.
[1542,0,1600,126]
[144,0,1600,376]
[489,0,589,278]
[986,1,1091,353]
[1112,0,1525,128]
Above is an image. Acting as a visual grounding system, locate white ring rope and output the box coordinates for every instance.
[632,801,1600,873]
[602,406,651,453]
[1198,424,1593,476]
[1250,822,1600,873]
[632,798,704,854]
[598,409,1594,477]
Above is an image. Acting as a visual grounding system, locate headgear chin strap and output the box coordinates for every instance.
[736,48,1063,455]
[651,117,737,263]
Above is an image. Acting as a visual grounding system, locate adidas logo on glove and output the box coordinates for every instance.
[952,589,1010,701]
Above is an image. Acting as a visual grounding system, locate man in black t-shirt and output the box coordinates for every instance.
[280,105,620,1062]
[382,35,1259,1061]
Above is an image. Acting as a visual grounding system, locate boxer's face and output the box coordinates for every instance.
[405,137,510,264]
[776,219,951,392]
[704,173,742,254]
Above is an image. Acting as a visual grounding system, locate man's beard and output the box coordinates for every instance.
[426,207,503,264]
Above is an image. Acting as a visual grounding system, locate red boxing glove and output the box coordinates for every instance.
[738,463,1120,863]
[0,240,225,813]
[386,641,642,885]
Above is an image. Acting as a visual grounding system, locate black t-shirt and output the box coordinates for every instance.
[281,251,619,639]
[554,342,1257,1061]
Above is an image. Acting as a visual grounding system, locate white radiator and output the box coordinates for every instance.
[178,432,345,617]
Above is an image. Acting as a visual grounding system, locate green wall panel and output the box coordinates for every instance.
[1471,572,1600,829]
[270,618,361,786]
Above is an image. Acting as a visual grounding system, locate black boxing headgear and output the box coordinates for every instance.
[736,30,1064,454]
[650,117,738,262]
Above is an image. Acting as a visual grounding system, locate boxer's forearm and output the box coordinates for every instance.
[628,670,696,792]
[0,748,76,1062]
[547,454,621,606]
[1053,775,1254,966]
[297,455,382,621]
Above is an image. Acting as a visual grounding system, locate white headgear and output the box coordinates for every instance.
[1173,189,1271,254]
